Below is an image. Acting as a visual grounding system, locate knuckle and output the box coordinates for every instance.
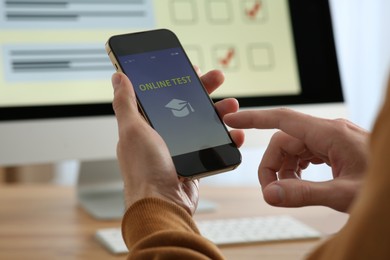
[334,118,349,124]
[332,118,358,136]
[275,107,295,120]
[277,107,294,114]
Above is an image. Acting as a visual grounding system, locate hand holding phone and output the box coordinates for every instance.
[106,29,241,179]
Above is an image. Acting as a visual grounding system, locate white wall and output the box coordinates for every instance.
[330,0,390,130]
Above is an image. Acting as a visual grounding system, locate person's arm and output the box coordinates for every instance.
[306,80,390,259]
[122,198,224,259]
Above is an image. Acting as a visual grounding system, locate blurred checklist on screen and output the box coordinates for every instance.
[0,0,300,108]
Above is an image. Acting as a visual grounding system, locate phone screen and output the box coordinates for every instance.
[108,29,241,178]
[117,47,232,157]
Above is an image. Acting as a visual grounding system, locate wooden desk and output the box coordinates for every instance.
[0,185,348,260]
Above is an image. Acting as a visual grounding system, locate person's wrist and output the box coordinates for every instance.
[122,183,169,210]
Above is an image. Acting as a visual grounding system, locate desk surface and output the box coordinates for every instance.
[0,185,348,260]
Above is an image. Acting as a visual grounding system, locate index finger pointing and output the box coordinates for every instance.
[224,108,325,142]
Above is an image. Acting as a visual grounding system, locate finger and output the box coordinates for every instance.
[215,98,239,117]
[200,70,225,95]
[111,72,138,126]
[278,148,317,179]
[224,108,328,143]
[262,179,357,212]
[229,129,245,148]
[259,131,308,188]
[214,98,243,147]
[278,155,301,180]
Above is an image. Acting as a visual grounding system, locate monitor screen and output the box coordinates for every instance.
[0,0,342,121]
[0,0,343,166]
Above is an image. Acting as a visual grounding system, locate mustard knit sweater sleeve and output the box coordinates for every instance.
[122,82,390,259]
[121,197,225,259]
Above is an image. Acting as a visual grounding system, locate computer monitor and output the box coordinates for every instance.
[0,0,344,218]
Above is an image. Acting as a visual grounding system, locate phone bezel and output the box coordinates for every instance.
[106,29,242,179]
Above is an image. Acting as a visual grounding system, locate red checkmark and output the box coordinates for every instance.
[219,48,235,67]
[246,1,262,19]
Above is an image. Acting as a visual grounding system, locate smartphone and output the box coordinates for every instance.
[105,29,241,179]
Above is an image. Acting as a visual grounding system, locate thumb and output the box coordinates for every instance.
[111,72,138,125]
[262,179,355,212]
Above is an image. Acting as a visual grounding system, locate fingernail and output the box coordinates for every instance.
[112,73,122,87]
[265,184,284,205]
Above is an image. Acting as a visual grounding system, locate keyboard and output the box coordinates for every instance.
[96,215,322,254]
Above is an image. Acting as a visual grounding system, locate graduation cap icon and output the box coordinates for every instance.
[165,99,195,118]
